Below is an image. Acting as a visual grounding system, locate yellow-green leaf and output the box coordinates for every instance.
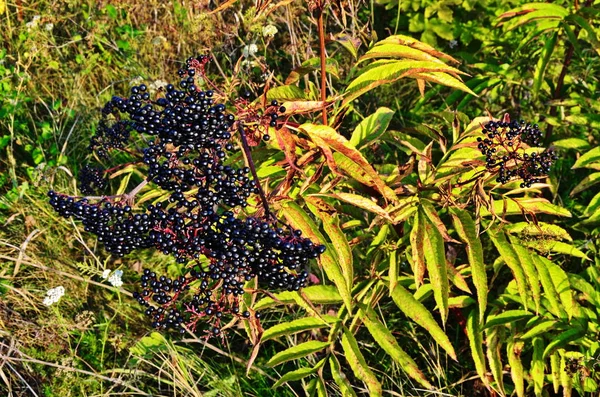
[531,253,568,319]
[349,107,395,148]
[390,283,457,360]
[253,285,342,311]
[542,327,586,359]
[341,327,382,397]
[484,310,533,329]
[266,340,330,367]
[450,208,488,323]
[511,241,541,313]
[360,306,433,389]
[262,315,338,342]
[532,337,545,397]
[467,309,488,387]
[572,146,600,169]
[421,208,449,324]
[410,210,426,287]
[329,355,358,397]
[272,358,326,388]
[486,326,505,395]
[507,340,525,397]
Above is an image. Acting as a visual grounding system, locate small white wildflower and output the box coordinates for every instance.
[32,15,41,22]
[108,269,124,288]
[45,23,54,31]
[242,44,258,58]
[448,39,458,49]
[43,286,65,306]
[102,269,111,279]
[262,25,278,38]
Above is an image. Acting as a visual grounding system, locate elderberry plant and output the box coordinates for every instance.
[477,114,558,187]
[48,55,325,336]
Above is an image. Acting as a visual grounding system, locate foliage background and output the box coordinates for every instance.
[1,0,599,396]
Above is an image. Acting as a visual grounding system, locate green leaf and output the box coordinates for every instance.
[511,241,541,313]
[543,327,586,359]
[486,326,505,395]
[571,172,600,196]
[532,337,545,397]
[266,85,307,101]
[550,351,560,393]
[572,146,600,169]
[505,222,572,241]
[323,192,393,222]
[340,327,382,397]
[421,208,449,324]
[285,57,340,85]
[329,356,358,397]
[507,340,525,397]
[520,320,558,340]
[254,285,342,311]
[301,123,397,202]
[349,107,395,148]
[552,138,590,151]
[390,283,457,360]
[488,228,529,310]
[533,31,558,95]
[344,60,472,106]
[262,315,338,341]
[538,256,574,318]
[479,197,571,218]
[359,43,447,64]
[360,305,433,389]
[389,250,398,292]
[450,208,487,324]
[273,359,325,388]
[522,239,590,261]
[281,201,352,311]
[467,309,488,387]
[266,341,330,367]
[530,252,567,319]
[583,191,600,216]
[410,210,426,287]
[484,310,533,329]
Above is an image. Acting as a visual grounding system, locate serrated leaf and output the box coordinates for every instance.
[537,256,574,319]
[480,197,571,218]
[533,31,558,95]
[519,320,557,340]
[560,353,573,396]
[532,337,544,397]
[266,85,307,101]
[323,192,392,221]
[329,355,358,397]
[523,239,590,261]
[505,222,572,241]
[262,316,338,342]
[570,172,600,196]
[390,283,456,360]
[572,146,600,169]
[488,228,529,310]
[410,210,426,287]
[583,191,600,217]
[530,251,566,319]
[376,35,460,63]
[550,351,560,393]
[421,208,449,324]
[486,327,505,395]
[254,285,342,311]
[467,309,488,387]
[507,340,525,397]
[272,359,325,388]
[285,57,340,85]
[484,310,533,329]
[344,60,471,106]
[543,327,586,359]
[552,138,590,151]
[389,250,398,292]
[359,43,447,64]
[511,241,541,313]
[360,306,433,389]
[412,72,478,97]
[301,123,397,202]
[281,201,352,311]
[267,340,330,367]
[450,208,487,323]
[341,327,382,396]
[349,107,395,148]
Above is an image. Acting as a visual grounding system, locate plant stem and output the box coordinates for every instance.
[544,0,593,144]
[237,124,272,218]
[317,6,328,125]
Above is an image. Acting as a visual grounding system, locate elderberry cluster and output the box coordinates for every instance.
[48,55,324,336]
[477,117,558,187]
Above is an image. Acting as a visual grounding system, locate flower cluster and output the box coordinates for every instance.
[477,115,558,187]
[48,55,324,336]
[43,286,65,306]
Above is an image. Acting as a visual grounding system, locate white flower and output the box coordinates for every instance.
[102,269,111,279]
[448,40,458,49]
[242,44,258,58]
[262,25,278,38]
[26,15,41,31]
[45,23,54,31]
[108,270,124,288]
[32,15,41,22]
[43,286,65,306]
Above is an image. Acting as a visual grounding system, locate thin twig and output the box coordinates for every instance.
[237,124,272,218]
[317,6,328,125]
